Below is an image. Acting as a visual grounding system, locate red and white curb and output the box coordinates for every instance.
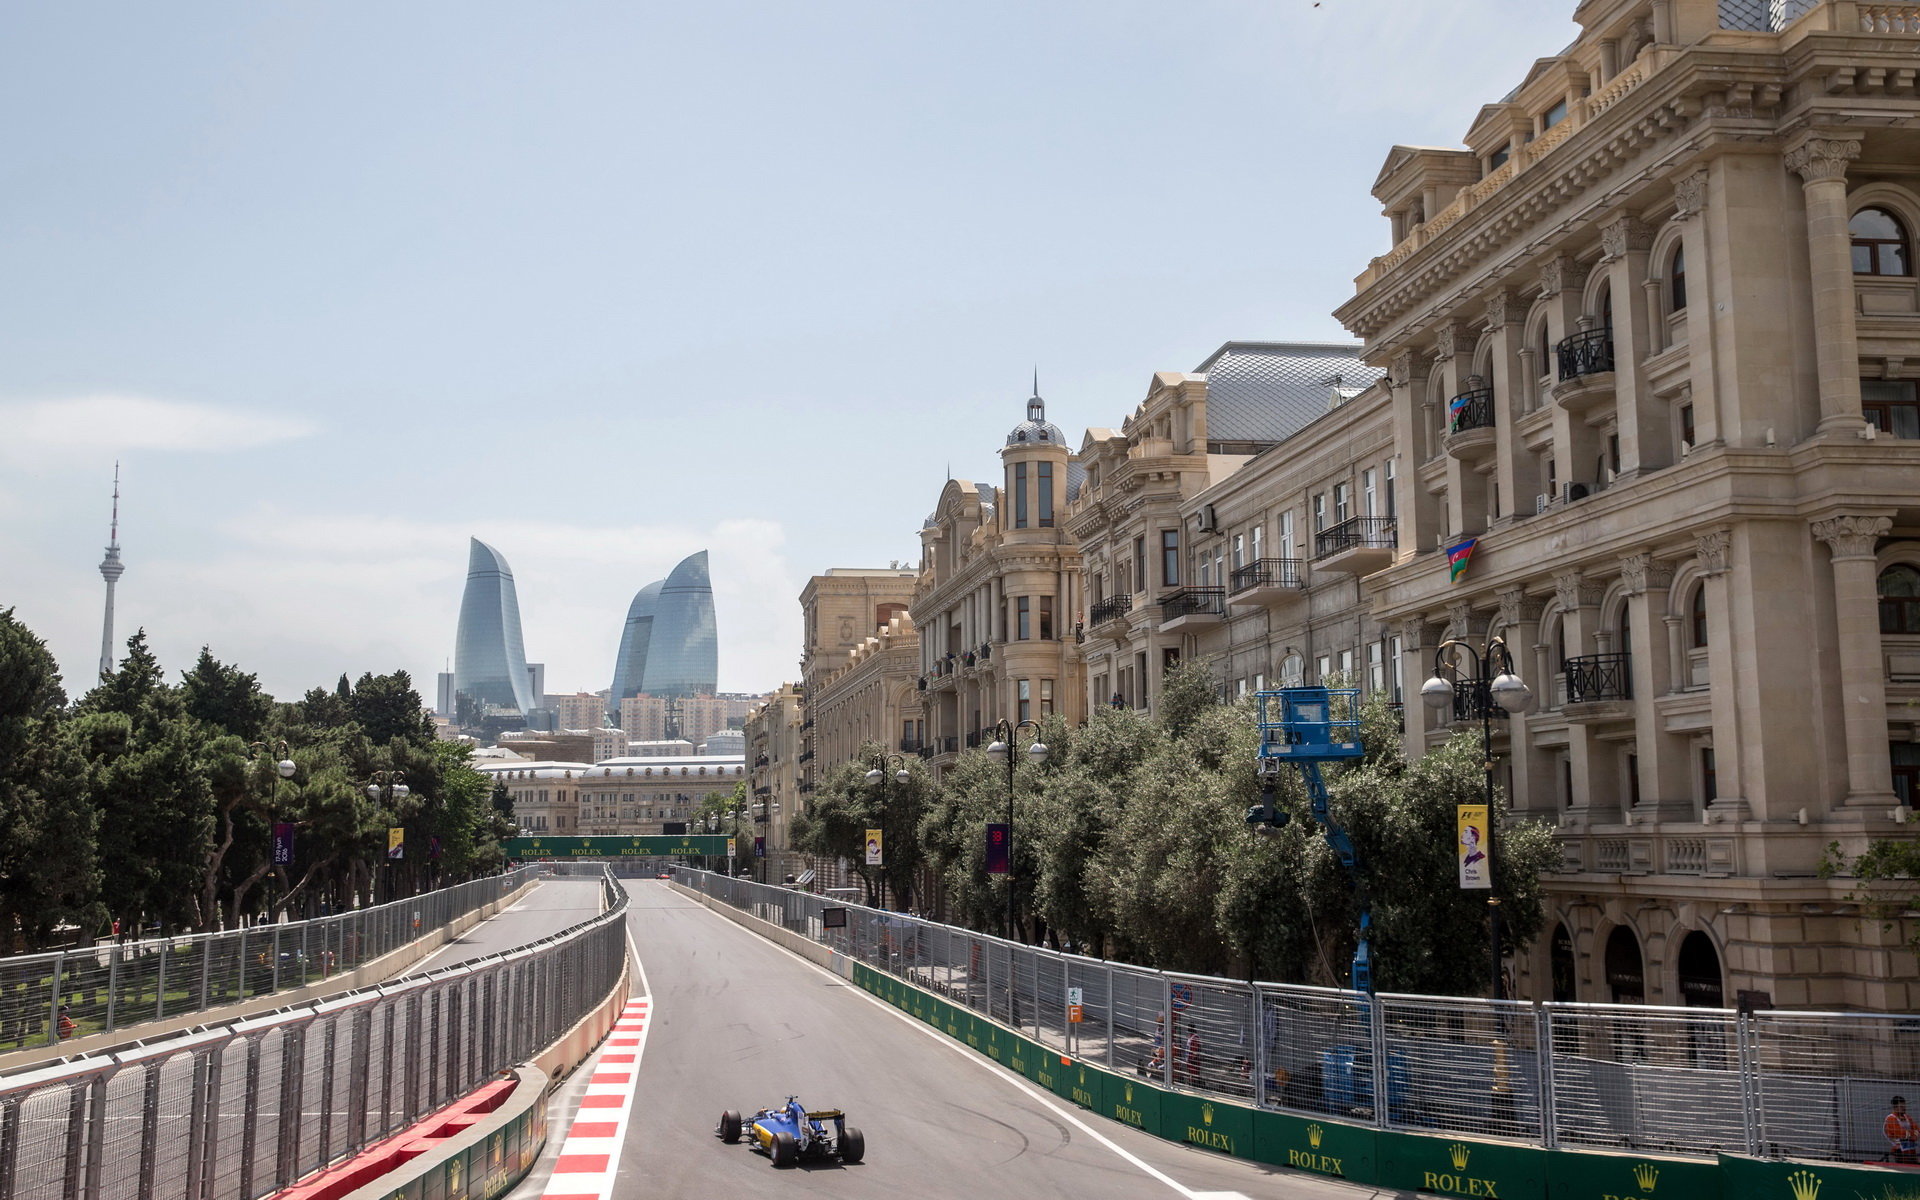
[541,996,650,1200]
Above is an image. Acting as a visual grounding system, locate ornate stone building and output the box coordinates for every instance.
[808,611,922,772]
[798,567,919,790]
[745,683,806,882]
[1333,0,1920,1009]
[914,389,1086,772]
[1069,343,1381,715]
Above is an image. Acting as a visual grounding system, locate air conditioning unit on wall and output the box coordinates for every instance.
[1195,505,1217,533]
[1535,493,1552,515]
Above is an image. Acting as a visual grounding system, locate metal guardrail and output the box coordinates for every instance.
[0,867,543,1054]
[0,865,627,1200]
[677,868,1920,1165]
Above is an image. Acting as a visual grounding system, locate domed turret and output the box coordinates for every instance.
[1006,381,1066,447]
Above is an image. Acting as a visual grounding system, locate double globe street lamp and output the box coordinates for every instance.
[248,740,297,918]
[985,719,1048,942]
[366,771,410,902]
[864,752,911,910]
[1419,636,1530,1001]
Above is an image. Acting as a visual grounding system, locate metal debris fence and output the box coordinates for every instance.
[0,866,626,1200]
[682,868,1920,1164]
[0,866,542,1054]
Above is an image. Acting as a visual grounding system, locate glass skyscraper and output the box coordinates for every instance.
[453,538,536,714]
[609,550,717,711]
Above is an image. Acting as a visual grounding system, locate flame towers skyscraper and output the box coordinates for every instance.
[453,538,537,714]
[608,550,717,719]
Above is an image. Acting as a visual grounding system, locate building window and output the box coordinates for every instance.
[1864,380,1920,439]
[1161,529,1180,587]
[1250,523,1264,563]
[1037,461,1054,527]
[1280,654,1305,688]
[1384,459,1397,518]
[1312,493,1327,532]
[1670,245,1687,312]
[1134,537,1147,592]
[1039,595,1054,640]
[1338,648,1353,678]
[1894,743,1920,806]
[1389,635,1403,701]
[1542,97,1568,129]
[1013,462,1029,529]
[1334,482,1351,524]
[1851,207,1911,276]
[1231,532,1246,571]
[1880,564,1920,634]
[1315,654,1331,683]
[1017,596,1031,640]
[1367,641,1385,693]
[1680,402,1695,448]
[1701,747,1718,803]
[1362,467,1378,517]
[1487,145,1509,172]
[1017,679,1031,723]
[1040,678,1054,716]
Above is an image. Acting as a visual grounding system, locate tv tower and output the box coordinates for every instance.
[98,464,125,679]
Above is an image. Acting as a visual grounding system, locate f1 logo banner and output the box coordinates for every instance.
[985,823,1009,874]
[388,826,405,861]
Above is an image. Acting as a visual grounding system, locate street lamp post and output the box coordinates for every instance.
[365,771,410,904]
[248,740,297,919]
[985,719,1049,942]
[1419,636,1531,1001]
[864,751,910,910]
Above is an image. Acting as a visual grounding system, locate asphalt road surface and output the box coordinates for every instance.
[413,877,608,973]
[514,881,1393,1200]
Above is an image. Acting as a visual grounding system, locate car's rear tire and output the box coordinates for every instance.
[839,1127,865,1164]
[771,1131,796,1167]
[718,1111,741,1143]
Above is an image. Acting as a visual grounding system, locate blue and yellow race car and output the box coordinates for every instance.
[716,1097,865,1167]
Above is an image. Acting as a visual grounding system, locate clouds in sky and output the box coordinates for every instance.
[0,394,317,464]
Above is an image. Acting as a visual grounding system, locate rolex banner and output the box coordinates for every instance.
[388,826,405,861]
[865,828,883,866]
[1457,804,1490,889]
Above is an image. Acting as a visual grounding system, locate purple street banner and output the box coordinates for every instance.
[388,826,405,861]
[272,822,295,866]
[985,823,1009,874]
[430,834,443,860]
[754,836,765,858]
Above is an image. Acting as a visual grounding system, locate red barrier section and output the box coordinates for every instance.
[274,1080,516,1200]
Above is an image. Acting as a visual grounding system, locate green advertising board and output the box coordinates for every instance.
[1546,1149,1722,1200]
[505,834,731,858]
[1718,1154,1920,1200]
[1378,1129,1548,1200]
[1250,1107,1376,1182]
[1103,1072,1164,1138]
[1161,1088,1247,1157]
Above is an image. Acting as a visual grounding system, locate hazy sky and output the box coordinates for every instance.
[2,2,1578,703]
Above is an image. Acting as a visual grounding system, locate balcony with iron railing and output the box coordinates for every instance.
[1157,586,1226,630]
[1089,595,1133,629]
[1554,329,1617,413]
[1448,678,1500,725]
[1312,516,1398,575]
[1445,386,1497,461]
[1227,557,1307,608]
[1564,652,1632,715]
[899,738,922,754]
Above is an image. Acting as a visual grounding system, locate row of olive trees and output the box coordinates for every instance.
[0,608,516,949]
[793,661,1561,997]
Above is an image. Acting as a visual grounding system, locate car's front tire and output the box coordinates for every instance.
[770,1131,797,1167]
[839,1127,865,1164]
[718,1111,741,1143]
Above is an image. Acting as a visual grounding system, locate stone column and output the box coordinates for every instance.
[1499,588,1552,818]
[1622,552,1690,819]
[1398,615,1434,762]
[1784,134,1865,434]
[1541,254,1599,498]
[1671,168,1721,450]
[1698,529,1746,818]
[1601,214,1663,478]
[1486,291,1538,522]
[1812,515,1897,806]
[1556,571,1613,823]
[1389,350,1443,555]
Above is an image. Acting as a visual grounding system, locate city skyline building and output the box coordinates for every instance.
[96,463,125,680]
[607,579,664,722]
[452,537,538,715]
[642,550,719,699]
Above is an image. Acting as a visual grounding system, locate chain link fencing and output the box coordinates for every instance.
[675,867,1920,1164]
[0,867,542,1055]
[0,866,626,1200]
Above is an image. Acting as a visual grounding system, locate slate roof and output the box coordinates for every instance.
[1193,342,1384,446]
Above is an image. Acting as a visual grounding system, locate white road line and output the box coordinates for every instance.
[685,891,1250,1200]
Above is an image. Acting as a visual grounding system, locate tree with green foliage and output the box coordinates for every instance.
[792,747,933,911]
[1823,836,1920,954]
[0,609,102,947]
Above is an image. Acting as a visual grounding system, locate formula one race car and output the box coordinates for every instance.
[716,1097,865,1167]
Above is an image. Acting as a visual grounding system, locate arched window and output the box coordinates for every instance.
[1550,924,1577,1003]
[1690,586,1709,648]
[1851,207,1911,276]
[1676,930,1724,1009]
[1605,926,1645,1005]
[1880,564,1920,634]
[1669,244,1687,312]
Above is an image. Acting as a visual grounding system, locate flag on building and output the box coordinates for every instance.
[1447,392,1471,431]
[1447,538,1478,583]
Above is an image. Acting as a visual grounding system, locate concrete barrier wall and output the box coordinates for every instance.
[669,881,850,978]
[531,963,631,1083]
[334,1066,551,1200]
[0,879,538,1076]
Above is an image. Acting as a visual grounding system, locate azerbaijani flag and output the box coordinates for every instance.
[1448,392,1470,431]
[1447,538,1478,583]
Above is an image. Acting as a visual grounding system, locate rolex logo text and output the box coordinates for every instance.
[1788,1170,1821,1200]
[1422,1143,1500,1198]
